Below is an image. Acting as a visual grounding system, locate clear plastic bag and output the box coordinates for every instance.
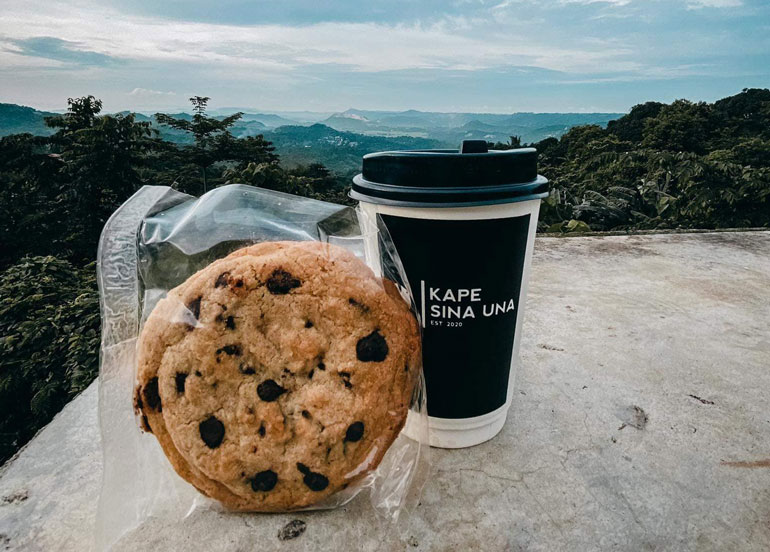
[95,184,428,551]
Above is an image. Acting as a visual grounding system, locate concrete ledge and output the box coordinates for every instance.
[2,232,769,551]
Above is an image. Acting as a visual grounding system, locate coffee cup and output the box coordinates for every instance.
[351,140,548,448]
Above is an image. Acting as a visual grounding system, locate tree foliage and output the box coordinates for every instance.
[0,256,99,464]
[155,96,277,194]
[503,88,770,232]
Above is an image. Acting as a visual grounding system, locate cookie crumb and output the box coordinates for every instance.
[1,489,28,505]
[278,520,307,541]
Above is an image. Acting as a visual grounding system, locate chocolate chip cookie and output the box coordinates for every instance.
[134,241,421,511]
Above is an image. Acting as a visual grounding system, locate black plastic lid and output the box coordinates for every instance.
[351,140,549,207]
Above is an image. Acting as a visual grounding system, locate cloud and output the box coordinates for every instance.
[686,0,742,7]
[7,36,116,66]
[558,0,631,5]
[128,87,175,97]
[0,2,640,76]
[0,0,766,112]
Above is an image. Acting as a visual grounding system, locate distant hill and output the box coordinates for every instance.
[237,113,302,128]
[0,102,623,171]
[319,108,623,144]
[0,104,58,137]
[263,123,442,173]
[114,111,268,144]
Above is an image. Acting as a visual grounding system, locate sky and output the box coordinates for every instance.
[1,0,769,114]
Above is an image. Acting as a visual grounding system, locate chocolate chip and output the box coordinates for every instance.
[301,410,311,419]
[233,279,244,288]
[216,344,242,356]
[195,370,202,377]
[239,364,256,375]
[304,320,313,328]
[296,463,329,491]
[356,330,388,362]
[215,272,230,287]
[225,316,235,330]
[317,361,325,371]
[199,416,225,448]
[339,371,352,389]
[344,421,364,442]
[141,415,152,433]
[258,423,266,437]
[186,296,202,320]
[175,372,188,394]
[250,470,278,492]
[257,379,286,402]
[143,377,161,411]
[278,520,307,541]
[348,298,370,312]
[308,369,314,379]
[266,269,301,294]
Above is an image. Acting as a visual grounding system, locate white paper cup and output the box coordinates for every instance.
[352,141,548,449]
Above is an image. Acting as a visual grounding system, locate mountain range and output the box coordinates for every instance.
[0,103,623,172]
[317,108,622,144]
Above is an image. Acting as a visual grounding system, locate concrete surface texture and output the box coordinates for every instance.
[1,231,769,551]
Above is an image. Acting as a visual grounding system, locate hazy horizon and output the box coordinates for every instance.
[5,103,630,118]
[2,0,769,114]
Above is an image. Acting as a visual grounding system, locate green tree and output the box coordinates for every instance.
[46,96,158,262]
[641,100,714,154]
[606,101,665,143]
[155,96,276,193]
[712,88,770,143]
[0,133,61,268]
[223,161,351,205]
[0,256,99,464]
[488,136,523,150]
